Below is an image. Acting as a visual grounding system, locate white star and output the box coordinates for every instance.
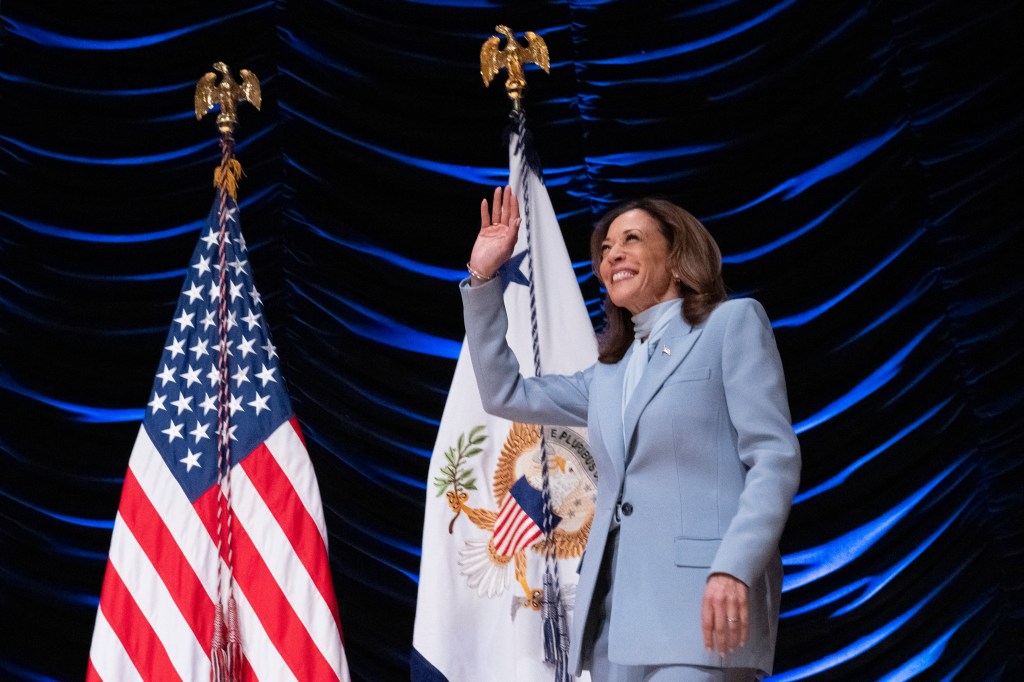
[206,365,220,387]
[190,421,210,443]
[181,365,203,388]
[217,338,234,358]
[229,280,244,302]
[173,310,195,331]
[193,255,211,277]
[183,281,204,304]
[225,205,239,225]
[237,336,256,359]
[170,392,193,415]
[228,394,244,416]
[164,337,186,359]
[201,228,219,250]
[227,423,238,442]
[148,392,167,414]
[234,231,246,250]
[162,420,184,443]
[249,392,270,415]
[228,258,248,276]
[242,309,262,331]
[226,310,238,331]
[200,392,217,415]
[200,309,217,331]
[255,363,277,387]
[262,340,278,360]
[249,287,262,307]
[190,337,209,360]
[156,364,177,387]
[180,449,202,472]
[207,282,221,303]
[232,365,251,387]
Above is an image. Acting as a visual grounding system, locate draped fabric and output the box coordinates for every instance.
[1,1,1021,680]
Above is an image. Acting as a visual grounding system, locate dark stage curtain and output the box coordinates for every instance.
[1,1,1021,680]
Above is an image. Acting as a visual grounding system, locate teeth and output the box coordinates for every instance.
[612,271,636,282]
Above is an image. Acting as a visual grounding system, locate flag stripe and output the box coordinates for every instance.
[270,417,330,546]
[233,578,300,682]
[87,609,145,682]
[129,427,218,600]
[230,518,340,681]
[108,510,209,680]
[119,466,214,648]
[246,432,341,630]
[97,561,183,682]
[234,453,347,673]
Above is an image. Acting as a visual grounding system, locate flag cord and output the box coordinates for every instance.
[211,132,243,682]
[513,108,572,682]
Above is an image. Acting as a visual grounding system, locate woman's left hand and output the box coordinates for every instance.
[702,572,749,657]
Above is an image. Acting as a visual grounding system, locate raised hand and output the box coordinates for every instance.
[468,185,520,284]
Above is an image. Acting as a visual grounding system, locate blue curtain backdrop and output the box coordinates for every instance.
[1,0,1021,680]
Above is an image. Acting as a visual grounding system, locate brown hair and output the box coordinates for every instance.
[590,198,727,364]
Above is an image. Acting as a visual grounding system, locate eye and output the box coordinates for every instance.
[625,232,640,242]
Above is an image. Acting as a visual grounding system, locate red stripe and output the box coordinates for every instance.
[289,416,307,448]
[98,562,183,681]
[228,517,339,681]
[241,442,342,631]
[496,510,532,555]
[492,496,519,546]
[119,468,214,648]
[85,660,100,681]
[499,512,542,556]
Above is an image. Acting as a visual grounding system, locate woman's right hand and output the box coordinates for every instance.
[468,185,520,285]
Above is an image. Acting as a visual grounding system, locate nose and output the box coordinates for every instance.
[606,241,624,261]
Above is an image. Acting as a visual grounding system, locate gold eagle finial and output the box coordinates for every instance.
[480,25,550,109]
[194,62,262,133]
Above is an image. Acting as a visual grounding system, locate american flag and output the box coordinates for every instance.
[87,194,350,681]
[492,477,561,557]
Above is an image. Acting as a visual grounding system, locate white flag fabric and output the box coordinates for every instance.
[412,121,597,682]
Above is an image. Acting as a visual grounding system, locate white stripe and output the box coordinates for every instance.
[128,426,218,601]
[492,497,519,547]
[497,511,533,555]
[232,582,298,682]
[505,515,539,555]
[107,512,210,681]
[88,607,145,682]
[264,419,329,546]
[231,464,347,675]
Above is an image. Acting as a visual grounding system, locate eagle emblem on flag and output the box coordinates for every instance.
[438,422,597,606]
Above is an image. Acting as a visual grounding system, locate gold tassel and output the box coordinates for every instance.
[213,159,244,202]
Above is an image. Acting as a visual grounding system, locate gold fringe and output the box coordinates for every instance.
[214,159,244,202]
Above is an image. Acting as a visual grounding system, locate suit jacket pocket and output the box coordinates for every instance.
[673,537,721,567]
[664,366,711,386]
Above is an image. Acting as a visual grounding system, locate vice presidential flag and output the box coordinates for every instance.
[87,193,350,681]
[411,114,597,681]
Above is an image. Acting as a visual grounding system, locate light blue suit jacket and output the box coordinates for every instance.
[461,277,800,675]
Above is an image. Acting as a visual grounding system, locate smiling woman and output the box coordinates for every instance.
[590,198,728,365]
[463,188,800,681]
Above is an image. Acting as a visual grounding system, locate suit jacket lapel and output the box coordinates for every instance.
[622,316,702,455]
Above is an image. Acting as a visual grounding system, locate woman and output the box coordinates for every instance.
[462,186,800,682]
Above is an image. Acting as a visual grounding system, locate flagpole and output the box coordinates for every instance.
[195,62,261,682]
[482,27,573,682]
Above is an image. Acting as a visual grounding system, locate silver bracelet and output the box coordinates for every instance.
[466,262,496,281]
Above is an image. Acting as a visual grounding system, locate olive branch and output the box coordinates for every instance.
[433,425,486,533]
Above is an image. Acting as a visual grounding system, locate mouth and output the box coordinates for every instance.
[611,270,637,283]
